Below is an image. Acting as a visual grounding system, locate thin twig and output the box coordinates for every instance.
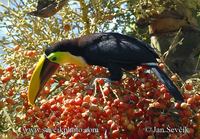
[195,54,200,72]
[162,28,183,61]
[99,85,107,103]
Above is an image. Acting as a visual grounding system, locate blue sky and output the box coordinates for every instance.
[0,0,7,9]
[0,0,7,37]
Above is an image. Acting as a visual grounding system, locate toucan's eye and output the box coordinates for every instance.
[52,57,57,61]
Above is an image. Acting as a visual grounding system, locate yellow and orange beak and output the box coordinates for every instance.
[28,55,59,106]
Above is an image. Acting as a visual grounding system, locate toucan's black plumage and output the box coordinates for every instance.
[45,32,184,102]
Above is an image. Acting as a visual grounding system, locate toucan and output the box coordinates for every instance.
[28,32,184,105]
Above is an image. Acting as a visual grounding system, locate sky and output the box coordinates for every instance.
[0,0,7,9]
[0,0,7,37]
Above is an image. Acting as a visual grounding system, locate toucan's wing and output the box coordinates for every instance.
[81,33,158,65]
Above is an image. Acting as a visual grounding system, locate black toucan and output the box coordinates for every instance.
[28,32,184,105]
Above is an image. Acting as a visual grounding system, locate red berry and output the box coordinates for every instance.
[49,133,57,139]
[158,63,165,69]
[1,76,11,83]
[103,87,110,96]
[6,66,14,72]
[97,79,104,85]
[185,83,193,91]
[51,104,59,111]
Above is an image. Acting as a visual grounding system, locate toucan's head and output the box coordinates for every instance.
[28,40,87,106]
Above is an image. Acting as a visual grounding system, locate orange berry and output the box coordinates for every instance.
[64,24,71,31]
[185,83,193,91]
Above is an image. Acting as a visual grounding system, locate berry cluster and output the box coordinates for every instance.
[1,64,200,139]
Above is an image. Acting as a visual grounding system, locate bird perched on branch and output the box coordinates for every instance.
[28,32,184,105]
[28,0,67,18]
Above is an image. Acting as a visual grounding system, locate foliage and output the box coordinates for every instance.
[130,0,200,19]
[0,0,200,138]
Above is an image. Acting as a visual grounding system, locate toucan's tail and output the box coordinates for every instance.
[149,65,184,102]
